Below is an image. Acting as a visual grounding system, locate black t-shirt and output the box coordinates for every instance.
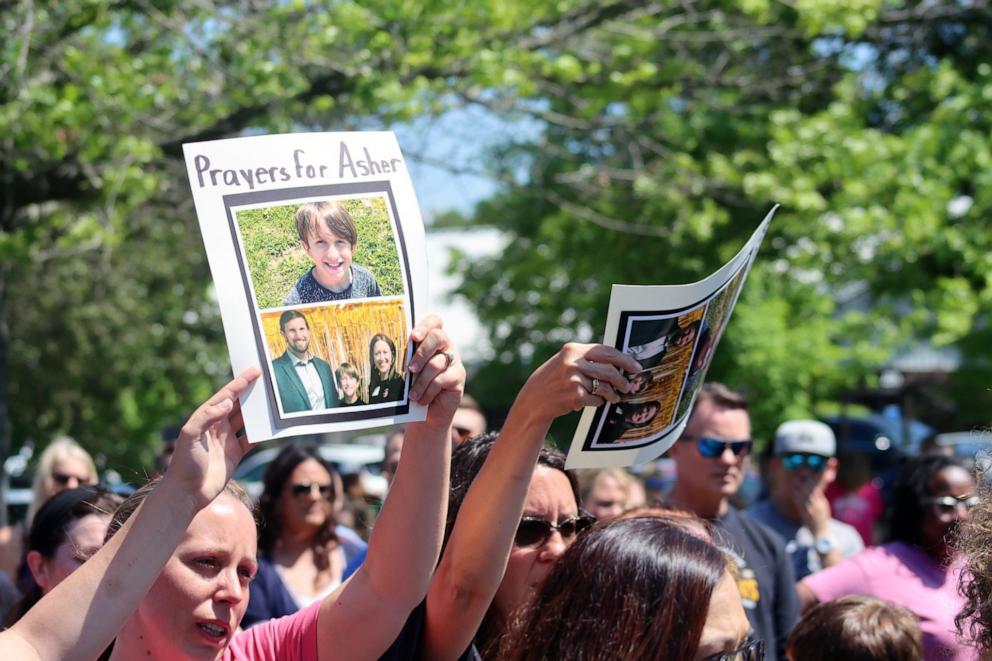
[713,507,800,661]
[379,600,478,661]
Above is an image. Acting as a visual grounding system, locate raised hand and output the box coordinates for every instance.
[406,315,465,429]
[164,366,261,508]
[794,473,832,539]
[519,343,642,422]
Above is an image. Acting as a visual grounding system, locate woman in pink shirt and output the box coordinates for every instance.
[799,455,979,660]
[0,317,463,661]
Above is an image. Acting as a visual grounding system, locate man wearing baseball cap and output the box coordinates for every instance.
[749,419,864,580]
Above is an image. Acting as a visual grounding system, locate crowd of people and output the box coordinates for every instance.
[0,320,990,660]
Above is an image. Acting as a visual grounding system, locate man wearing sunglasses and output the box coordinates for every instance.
[667,383,798,661]
[749,420,863,581]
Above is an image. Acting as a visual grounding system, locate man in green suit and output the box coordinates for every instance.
[272,310,339,413]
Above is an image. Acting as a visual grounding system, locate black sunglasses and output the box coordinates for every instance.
[52,471,89,486]
[705,638,765,661]
[514,514,596,548]
[684,436,753,459]
[289,482,333,499]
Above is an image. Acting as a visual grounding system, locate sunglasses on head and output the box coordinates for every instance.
[684,436,753,459]
[780,453,829,472]
[514,514,596,548]
[52,472,89,486]
[289,482,333,499]
[924,495,980,515]
[704,638,765,661]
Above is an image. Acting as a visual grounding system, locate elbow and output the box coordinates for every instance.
[431,562,494,615]
[796,580,819,615]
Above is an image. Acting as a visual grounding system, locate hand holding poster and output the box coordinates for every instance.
[183,132,428,442]
[566,206,777,469]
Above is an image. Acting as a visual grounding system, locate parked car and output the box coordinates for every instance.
[823,413,933,457]
[822,412,934,495]
[931,431,992,472]
[233,441,386,500]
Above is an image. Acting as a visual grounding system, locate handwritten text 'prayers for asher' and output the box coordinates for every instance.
[192,146,404,190]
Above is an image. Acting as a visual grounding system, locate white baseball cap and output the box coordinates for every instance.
[773,420,836,457]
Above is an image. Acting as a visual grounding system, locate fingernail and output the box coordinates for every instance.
[409,362,420,373]
[634,362,643,371]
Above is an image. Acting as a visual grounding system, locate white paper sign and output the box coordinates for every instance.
[566,206,778,469]
[183,132,428,442]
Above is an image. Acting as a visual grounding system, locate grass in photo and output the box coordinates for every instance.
[238,195,404,309]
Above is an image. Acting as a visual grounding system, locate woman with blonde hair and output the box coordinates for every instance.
[579,467,646,521]
[0,437,98,579]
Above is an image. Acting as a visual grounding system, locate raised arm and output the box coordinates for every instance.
[423,343,641,660]
[0,367,260,661]
[317,318,464,661]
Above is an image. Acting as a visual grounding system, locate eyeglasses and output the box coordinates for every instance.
[780,453,829,472]
[52,472,90,486]
[514,514,596,548]
[684,436,753,459]
[924,495,980,515]
[289,482,333,499]
[704,638,765,661]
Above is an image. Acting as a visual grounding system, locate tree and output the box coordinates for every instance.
[0,0,639,478]
[451,0,992,442]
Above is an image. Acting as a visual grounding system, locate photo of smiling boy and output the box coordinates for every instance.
[283,201,382,305]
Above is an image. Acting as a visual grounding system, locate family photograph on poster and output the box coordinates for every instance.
[183,132,429,442]
[566,206,778,470]
[231,189,413,422]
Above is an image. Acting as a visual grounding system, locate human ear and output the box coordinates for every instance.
[26,550,51,590]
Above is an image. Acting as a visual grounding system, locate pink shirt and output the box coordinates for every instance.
[803,542,976,660]
[825,480,884,547]
[224,600,320,661]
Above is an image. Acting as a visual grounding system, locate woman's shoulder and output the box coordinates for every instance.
[227,601,322,661]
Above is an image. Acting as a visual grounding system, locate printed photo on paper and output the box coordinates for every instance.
[183,132,429,441]
[566,206,777,469]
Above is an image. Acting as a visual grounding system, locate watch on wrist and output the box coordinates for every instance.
[814,536,836,555]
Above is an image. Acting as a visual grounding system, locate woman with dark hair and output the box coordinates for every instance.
[390,342,640,659]
[799,455,977,660]
[6,486,122,625]
[242,445,366,627]
[369,333,404,403]
[498,518,754,661]
[597,400,662,444]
